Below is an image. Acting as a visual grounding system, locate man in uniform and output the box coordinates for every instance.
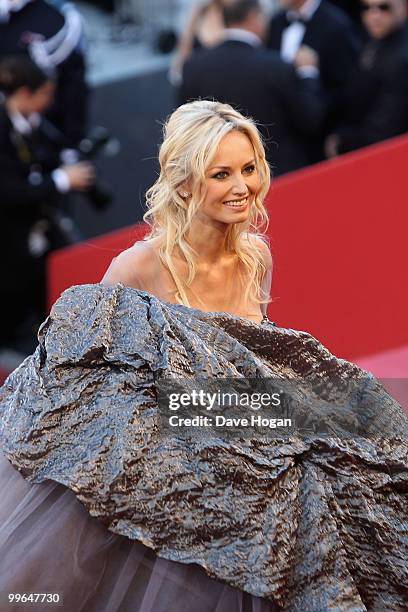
[0,0,88,147]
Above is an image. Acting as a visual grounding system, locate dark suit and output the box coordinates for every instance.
[326,0,362,25]
[0,104,61,342]
[267,1,361,115]
[336,25,408,153]
[179,39,326,176]
[0,0,88,146]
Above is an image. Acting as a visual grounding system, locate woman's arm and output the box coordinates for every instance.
[169,3,202,84]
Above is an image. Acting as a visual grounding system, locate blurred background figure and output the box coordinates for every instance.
[326,0,408,156]
[0,56,95,354]
[328,0,363,24]
[266,0,362,161]
[179,0,326,175]
[169,0,225,85]
[0,0,88,147]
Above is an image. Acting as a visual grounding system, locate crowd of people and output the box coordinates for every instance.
[174,0,408,175]
[0,0,407,359]
[0,0,94,357]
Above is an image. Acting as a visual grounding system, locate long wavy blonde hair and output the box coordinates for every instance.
[143,100,271,308]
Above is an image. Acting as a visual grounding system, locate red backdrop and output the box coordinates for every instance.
[48,134,408,360]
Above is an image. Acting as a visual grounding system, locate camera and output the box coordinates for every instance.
[77,126,120,210]
[38,123,120,250]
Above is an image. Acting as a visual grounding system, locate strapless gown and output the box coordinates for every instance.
[0,283,407,612]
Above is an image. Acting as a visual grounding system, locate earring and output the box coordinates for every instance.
[181,191,191,198]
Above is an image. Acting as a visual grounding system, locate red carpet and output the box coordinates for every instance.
[353,344,408,414]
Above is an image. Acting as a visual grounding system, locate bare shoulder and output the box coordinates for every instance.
[100,239,158,288]
[241,233,272,270]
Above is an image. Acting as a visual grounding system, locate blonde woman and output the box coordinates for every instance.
[0,101,407,611]
[102,99,272,323]
[169,0,225,85]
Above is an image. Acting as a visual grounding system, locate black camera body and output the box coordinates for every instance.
[37,123,119,250]
[77,127,115,210]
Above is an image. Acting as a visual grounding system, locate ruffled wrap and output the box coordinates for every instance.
[0,283,407,611]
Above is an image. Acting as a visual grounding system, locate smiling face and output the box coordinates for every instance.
[194,129,261,226]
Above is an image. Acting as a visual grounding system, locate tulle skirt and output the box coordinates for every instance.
[0,452,277,612]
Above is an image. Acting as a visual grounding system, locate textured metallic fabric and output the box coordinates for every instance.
[0,283,407,611]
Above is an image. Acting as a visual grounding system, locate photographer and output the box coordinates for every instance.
[0,56,95,352]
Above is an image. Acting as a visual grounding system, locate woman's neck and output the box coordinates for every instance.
[184,217,231,264]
